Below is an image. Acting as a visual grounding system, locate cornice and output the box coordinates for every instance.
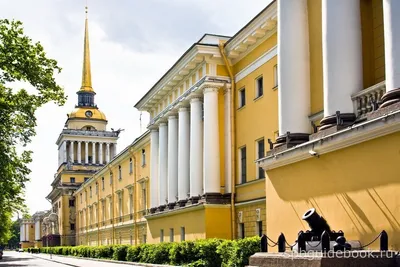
[259,109,400,170]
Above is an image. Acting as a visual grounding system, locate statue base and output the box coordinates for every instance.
[248,251,397,267]
[42,234,61,247]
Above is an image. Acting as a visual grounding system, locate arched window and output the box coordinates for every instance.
[118,165,122,180]
[129,158,133,174]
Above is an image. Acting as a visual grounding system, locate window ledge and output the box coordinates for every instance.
[272,85,278,91]
[253,95,264,102]
[237,105,246,111]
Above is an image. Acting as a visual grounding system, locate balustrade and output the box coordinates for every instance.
[352,81,385,117]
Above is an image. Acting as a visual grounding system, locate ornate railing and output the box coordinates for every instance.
[61,129,119,137]
[352,81,385,117]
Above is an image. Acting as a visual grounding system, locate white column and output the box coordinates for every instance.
[92,142,96,164]
[106,143,110,163]
[158,123,168,205]
[190,98,203,197]
[178,107,190,201]
[99,143,103,164]
[203,87,220,194]
[35,221,40,240]
[167,115,178,203]
[383,0,400,92]
[85,142,89,164]
[278,0,310,134]
[63,141,67,163]
[223,88,232,193]
[113,143,117,157]
[26,223,30,241]
[20,224,24,242]
[150,129,159,208]
[77,141,82,164]
[322,0,362,116]
[70,141,74,163]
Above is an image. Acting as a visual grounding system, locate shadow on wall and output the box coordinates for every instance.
[267,132,400,249]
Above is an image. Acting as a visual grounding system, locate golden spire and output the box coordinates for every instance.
[80,4,94,92]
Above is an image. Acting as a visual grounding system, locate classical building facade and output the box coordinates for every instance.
[29,0,400,250]
[43,10,120,246]
[258,0,400,251]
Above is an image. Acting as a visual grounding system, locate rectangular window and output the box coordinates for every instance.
[239,223,245,239]
[255,76,263,98]
[80,193,82,204]
[95,183,98,194]
[180,227,185,241]
[129,193,133,219]
[257,221,263,237]
[142,188,147,210]
[70,223,75,231]
[170,228,174,242]
[142,149,146,166]
[257,139,265,179]
[110,172,113,185]
[160,229,164,242]
[118,165,122,180]
[129,158,133,174]
[69,199,75,207]
[70,177,75,183]
[90,186,92,198]
[102,177,105,190]
[84,177,89,182]
[239,87,246,108]
[273,64,278,88]
[240,147,247,183]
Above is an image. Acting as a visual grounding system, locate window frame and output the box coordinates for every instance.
[255,75,264,99]
[70,177,76,183]
[141,149,146,166]
[273,64,278,89]
[239,146,247,184]
[256,138,266,179]
[118,165,122,180]
[170,228,174,242]
[238,87,246,108]
[129,158,133,174]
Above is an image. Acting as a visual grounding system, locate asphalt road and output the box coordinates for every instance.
[0,251,144,267]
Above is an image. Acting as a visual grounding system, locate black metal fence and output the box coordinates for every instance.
[260,230,389,253]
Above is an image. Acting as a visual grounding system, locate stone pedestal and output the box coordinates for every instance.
[248,251,398,267]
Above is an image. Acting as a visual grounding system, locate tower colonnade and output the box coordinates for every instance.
[149,82,229,212]
[58,140,117,166]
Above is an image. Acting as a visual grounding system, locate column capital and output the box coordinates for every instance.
[203,86,220,94]
[189,96,203,104]
[168,115,177,121]
[178,106,189,112]
[223,84,232,95]
[159,122,167,127]
[148,125,159,131]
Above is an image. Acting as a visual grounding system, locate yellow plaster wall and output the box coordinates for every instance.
[67,119,107,131]
[235,180,266,203]
[308,0,323,114]
[147,207,206,244]
[266,132,400,251]
[217,64,229,77]
[233,33,277,74]
[205,206,232,239]
[234,56,278,185]
[372,0,385,83]
[236,202,266,237]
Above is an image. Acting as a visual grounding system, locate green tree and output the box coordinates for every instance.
[0,19,66,242]
[7,220,20,249]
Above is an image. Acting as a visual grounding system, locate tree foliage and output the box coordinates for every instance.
[0,19,66,243]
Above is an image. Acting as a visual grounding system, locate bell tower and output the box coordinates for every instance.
[45,6,120,246]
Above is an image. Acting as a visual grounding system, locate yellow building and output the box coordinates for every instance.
[75,132,150,246]
[41,0,400,250]
[257,0,400,251]
[44,9,120,246]
[20,219,35,249]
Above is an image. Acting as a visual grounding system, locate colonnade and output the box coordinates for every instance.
[150,84,226,209]
[20,222,33,242]
[58,141,117,166]
[277,0,400,135]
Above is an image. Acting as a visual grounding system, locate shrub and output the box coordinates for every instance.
[38,236,261,267]
[112,245,129,261]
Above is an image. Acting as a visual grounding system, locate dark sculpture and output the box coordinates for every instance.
[301,208,343,241]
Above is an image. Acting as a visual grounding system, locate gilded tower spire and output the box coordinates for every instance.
[80,5,93,92]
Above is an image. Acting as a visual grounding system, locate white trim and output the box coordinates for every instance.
[259,109,400,170]
[235,198,266,207]
[235,45,277,83]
